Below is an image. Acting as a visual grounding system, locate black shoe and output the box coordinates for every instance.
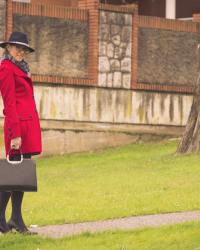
[7,219,37,235]
[0,219,10,233]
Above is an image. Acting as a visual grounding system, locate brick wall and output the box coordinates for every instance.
[31,0,78,7]
[0,0,6,41]
[9,1,199,94]
[9,1,97,86]
[79,0,99,82]
[193,13,200,22]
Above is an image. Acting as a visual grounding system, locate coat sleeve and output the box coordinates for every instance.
[0,66,21,139]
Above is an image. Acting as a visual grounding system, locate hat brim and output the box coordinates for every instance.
[0,41,35,53]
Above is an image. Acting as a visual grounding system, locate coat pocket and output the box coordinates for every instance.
[18,114,33,121]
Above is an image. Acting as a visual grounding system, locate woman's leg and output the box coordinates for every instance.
[8,154,32,233]
[0,192,11,232]
[9,191,28,231]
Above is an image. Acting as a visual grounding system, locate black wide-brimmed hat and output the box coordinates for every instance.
[0,31,34,52]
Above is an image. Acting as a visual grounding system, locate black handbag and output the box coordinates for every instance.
[0,152,37,192]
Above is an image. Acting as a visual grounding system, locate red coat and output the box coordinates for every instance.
[0,59,42,156]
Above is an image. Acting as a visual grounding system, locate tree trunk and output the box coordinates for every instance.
[176,75,200,154]
[176,45,200,154]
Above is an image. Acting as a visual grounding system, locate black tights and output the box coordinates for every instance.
[0,154,32,228]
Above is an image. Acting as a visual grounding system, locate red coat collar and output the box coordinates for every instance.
[1,59,31,79]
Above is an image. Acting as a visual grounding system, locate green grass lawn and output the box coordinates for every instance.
[1,221,200,250]
[5,140,199,227]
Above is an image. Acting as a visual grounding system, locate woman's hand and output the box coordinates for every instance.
[10,137,22,150]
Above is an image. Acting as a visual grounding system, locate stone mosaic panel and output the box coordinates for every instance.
[98,10,132,89]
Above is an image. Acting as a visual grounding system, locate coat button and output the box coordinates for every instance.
[29,115,32,118]
[8,128,12,131]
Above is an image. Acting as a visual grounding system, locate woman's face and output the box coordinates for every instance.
[6,44,30,62]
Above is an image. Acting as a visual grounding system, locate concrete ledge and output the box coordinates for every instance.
[0,119,184,157]
[40,119,185,136]
[40,120,183,156]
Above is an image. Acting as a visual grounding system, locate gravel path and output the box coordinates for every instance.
[29,210,200,238]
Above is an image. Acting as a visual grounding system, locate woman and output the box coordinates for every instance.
[0,31,42,234]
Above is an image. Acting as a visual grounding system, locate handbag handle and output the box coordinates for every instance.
[6,149,23,165]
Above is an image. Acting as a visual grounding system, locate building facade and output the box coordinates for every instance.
[138,0,200,19]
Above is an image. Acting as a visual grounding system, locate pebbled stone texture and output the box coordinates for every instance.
[98,11,132,89]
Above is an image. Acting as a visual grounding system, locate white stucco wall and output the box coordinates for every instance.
[0,85,191,127]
